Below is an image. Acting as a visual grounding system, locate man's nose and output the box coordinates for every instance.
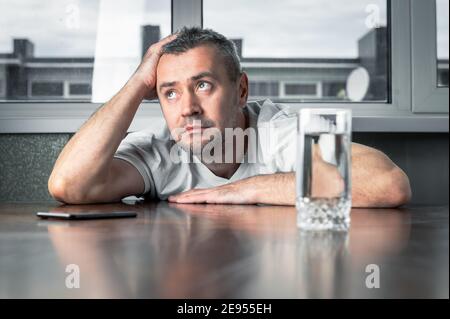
[180,89,202,117]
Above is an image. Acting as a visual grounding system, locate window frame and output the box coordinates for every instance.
[0,0,448,133]
[411,0,449,113]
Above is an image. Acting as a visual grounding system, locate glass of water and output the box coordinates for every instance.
[296,109,352,231]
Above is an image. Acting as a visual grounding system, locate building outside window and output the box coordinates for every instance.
[0,0,448,116]
[0,0,171,102]
[204,0,391,103]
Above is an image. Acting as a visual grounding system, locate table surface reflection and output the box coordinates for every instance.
[0,201,448,298]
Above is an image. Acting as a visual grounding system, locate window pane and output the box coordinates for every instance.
[203,0,389,103]
[436,0,449,87]
[69,83,92,96]
[0,0,171,102]
[31,82,63,96]
[250,81,279,98]
[284,83,317,96]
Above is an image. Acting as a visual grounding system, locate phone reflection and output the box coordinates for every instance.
[47,201,411,298]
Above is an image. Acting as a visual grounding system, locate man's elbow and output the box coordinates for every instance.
[48,176,91,204]
[384,167,412,207]
[48,176,69,203]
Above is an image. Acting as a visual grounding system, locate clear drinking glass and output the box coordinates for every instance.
[296,109,352,231]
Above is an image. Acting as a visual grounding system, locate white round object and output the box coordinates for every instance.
[346,67,370,102]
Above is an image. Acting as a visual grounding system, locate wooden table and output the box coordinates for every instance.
[0,201,448,298]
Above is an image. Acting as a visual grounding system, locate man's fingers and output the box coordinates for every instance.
[169,193,210,204]
[160,33,178,44]
[168,191,210,202]
[142,33,178,59]
[153,33,178,53]
[170,187,215,198]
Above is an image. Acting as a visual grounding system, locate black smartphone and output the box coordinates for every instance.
[36,211,137,220]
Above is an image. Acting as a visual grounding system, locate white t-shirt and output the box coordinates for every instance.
[114,99,298,199]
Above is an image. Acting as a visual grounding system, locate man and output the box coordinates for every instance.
[48,27,411,207]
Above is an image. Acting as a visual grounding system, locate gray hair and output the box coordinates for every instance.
[161,27,242,82]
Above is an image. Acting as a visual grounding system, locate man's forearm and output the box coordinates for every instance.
[247,173,296,206]
[170,154,410,207]
[351,146,411,207]
[48,76,147,196]
[245,151,411,207]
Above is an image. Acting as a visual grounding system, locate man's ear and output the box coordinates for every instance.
[238,72,249,108]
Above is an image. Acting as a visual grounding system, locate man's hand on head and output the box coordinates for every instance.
[132,33,178,100]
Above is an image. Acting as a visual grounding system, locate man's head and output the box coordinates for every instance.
[156,27,249,155]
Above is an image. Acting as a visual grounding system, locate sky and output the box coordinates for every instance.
[437,0,450,59]
[0,0,447,59]
[0,0,171,57]
[204,0,388,58]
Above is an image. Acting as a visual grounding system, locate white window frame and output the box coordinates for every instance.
[0,0,448,133]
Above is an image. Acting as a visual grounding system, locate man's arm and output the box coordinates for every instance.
[350,143,411,207]
[168,143,412,207]
[48,34,176,204]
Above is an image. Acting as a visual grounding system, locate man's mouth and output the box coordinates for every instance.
[184,125,211,133]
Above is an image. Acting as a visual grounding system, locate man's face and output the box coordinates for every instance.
[156,44,245,154]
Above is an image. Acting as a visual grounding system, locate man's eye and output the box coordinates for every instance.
[198,81,211,91]
[166,91,177,99]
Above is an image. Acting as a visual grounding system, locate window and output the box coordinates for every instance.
[0,0,448,133]
[411,0,449,113]
[0,0,171,102]
[69,83,92,96]
[436,0,449,87]
[31,82,63,97]
[280,82,321,99]
[204,0,389,103]
[249,81,279,98]
[322,82,347,100]
[284,83,318,97]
